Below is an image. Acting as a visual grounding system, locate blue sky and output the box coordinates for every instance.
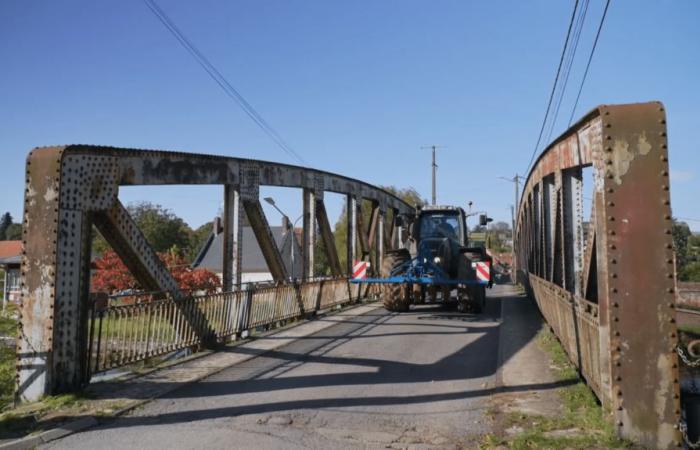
[1,0,698,231]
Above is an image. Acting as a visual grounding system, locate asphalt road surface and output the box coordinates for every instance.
[45,286,513,450]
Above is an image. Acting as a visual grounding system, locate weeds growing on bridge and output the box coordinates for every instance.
[0,304,18,411]
[482,327,630,450]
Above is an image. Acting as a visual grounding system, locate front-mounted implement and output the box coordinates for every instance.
[352,205,492,312]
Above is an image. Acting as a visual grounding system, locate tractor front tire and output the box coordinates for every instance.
[382,249,411,312]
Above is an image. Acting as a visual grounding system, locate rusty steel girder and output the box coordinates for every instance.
[516,102,680,448]
[18,145,414,402]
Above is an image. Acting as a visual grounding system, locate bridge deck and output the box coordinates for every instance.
[41,285,556,449]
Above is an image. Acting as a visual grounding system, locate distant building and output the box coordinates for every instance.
[192,218,302,284]
[0,241,22,305]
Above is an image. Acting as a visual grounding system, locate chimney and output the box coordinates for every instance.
[213,217,223,235]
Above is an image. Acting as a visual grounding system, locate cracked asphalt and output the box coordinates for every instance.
[44,286,515,450]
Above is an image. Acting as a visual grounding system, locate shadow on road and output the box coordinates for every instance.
[79,288,555,432]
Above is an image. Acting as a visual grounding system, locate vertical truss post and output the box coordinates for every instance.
[303,188,316,280]
[347,195,357,275]
[594,104,679,446]
[367,201,380,272]
[391,209,404,248]
[537,181,546,277]
[18,203,93,399]
[543,177,556,282]
[377,207,385,271]
[223,185,242,291]
[562,168,584,296]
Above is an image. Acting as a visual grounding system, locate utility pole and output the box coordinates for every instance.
[421,145,444,205]
[498,174,524,283]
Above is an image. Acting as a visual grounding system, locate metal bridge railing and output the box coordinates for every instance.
[86,277,376,377]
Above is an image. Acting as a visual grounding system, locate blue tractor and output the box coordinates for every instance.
[357,205,492,313]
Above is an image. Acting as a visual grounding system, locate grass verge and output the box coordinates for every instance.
[0,303,17,411]
[482,327,630,449]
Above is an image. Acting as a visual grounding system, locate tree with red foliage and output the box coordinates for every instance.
[92,249,220,294]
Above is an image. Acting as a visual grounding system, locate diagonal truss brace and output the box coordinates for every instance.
[242,199,289,281]
[315,198,342,276]
[93,200,216,344]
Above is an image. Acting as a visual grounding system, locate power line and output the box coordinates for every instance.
[568,0,612,126]
[142,0,305,164]
[525,0,580,175]
[544,0,590,145]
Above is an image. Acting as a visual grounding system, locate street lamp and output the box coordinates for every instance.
[263,197,302,281]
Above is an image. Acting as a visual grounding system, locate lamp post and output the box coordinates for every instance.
[263,197,303,281]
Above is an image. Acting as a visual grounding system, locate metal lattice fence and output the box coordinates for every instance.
[87,277,376,376]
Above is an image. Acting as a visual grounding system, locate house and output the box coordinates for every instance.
[192,218,302,284]
[0,240,22,306]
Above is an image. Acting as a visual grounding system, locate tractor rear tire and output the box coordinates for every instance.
[382,249,411,312]
[472,285,486,314]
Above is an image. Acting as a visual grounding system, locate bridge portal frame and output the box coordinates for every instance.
[17,146,414,402]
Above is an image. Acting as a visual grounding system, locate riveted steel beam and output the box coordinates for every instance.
[346,195,357,275]
[222,185,242,291]
[377,208,385,273]
[516,102,680,448]
[302,188,316,280]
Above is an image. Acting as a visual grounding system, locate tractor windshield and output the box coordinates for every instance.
[419,213,462,242]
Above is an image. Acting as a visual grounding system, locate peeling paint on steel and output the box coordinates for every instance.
[516,102,681,449]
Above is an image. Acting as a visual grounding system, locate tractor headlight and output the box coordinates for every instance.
[434,256,442,265]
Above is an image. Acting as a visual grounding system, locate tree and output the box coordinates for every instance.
[4,223,22,241]
[673,219,692,272]
[490,221,511,233]
[92,202,195,258]
[0,213,12,240]
[188,221,214,261]
[91,249,220,294]
[128,202,192,253]
[680,262,700,282]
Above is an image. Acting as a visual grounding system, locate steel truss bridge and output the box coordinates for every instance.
[16,102,684,448]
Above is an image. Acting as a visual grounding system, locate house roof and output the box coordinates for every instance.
[192,226,302,277]
[0,241,21,265]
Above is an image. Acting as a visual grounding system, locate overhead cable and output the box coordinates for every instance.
[525,0,581,174]
[568,0,612,127]
[142,0,305,164]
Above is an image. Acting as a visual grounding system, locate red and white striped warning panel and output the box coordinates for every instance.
[352,260,369,280]
[471,261,490,282]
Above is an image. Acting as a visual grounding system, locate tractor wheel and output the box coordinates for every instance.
[472,285,486,314]
[412,284,425,304]
[381,249,411,312]
[428,285,438,303]
[441,285,452,303]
